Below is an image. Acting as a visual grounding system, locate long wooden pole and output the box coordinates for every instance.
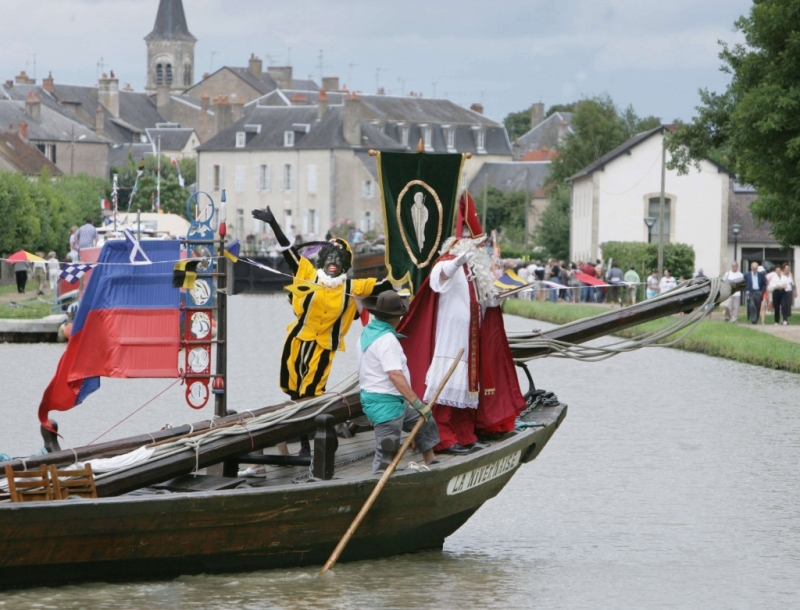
[319,348,465,576]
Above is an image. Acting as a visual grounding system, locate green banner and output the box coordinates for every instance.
[378,151,465,294]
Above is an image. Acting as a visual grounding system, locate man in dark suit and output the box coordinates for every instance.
[744,262,767,324]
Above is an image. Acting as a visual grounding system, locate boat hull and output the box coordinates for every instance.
[0,404,565,589]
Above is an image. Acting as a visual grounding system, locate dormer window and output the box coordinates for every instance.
[444,126,456,152]
[399,124,409,147]
[473,127,486,154]
[235,132,246,148]
[421,125,433,151]
[284,131,295,147]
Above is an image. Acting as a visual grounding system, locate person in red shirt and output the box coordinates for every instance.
[579,261,597,302]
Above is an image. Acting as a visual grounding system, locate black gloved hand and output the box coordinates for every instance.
[252,207,275,224]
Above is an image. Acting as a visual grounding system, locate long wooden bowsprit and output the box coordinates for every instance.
[319,348,465,576]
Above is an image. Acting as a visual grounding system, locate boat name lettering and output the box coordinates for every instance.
[445,451,521,495]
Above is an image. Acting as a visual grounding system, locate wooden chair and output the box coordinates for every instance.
[49,463,97,500]
[4,465,54,503]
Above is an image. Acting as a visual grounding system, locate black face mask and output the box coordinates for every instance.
[316,243,351,277]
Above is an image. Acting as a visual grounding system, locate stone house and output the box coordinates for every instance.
[0,129,63,177]
[514,103,573,161]
[197,92,511,247]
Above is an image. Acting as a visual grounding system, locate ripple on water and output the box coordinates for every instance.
[1,300,799,608]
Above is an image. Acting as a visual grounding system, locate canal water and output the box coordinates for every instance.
[1,296,799,609]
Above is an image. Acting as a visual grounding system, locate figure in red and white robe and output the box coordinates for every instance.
[398,193,524,453]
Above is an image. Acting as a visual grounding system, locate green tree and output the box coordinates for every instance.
[110,155,195,218]
[503,106,533,141]
[479,185,528,250]
[546,102,577,118]
[665,0,800,246]
[534,95,661,259]
[0,172,40,254]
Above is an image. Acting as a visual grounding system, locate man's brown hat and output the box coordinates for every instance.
[361,290,410,318]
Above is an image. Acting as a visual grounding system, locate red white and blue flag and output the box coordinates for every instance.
[38,240,182,429]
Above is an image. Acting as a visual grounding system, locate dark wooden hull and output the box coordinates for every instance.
[0,402,566,589]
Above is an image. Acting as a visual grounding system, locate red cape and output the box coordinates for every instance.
[397,277,525,434]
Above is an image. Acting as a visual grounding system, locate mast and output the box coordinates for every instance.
[156,135,162,212]
[215,190,227,419]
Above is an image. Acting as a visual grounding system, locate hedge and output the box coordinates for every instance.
[600,241,696,279]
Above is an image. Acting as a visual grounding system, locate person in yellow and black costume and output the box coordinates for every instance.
[252,207,393,455]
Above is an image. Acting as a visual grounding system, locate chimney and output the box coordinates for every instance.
[343,92,362,146]
[200,92,210,113]
[18,122,28,140]
[558,120,569,145]
[42,72,54,93]
[15,70,34,85]
[317,88,328,119]
[512,138,521,161]
[122,83,133,91]
[530,102,545,129]
[470,103,484,115]
[248,54,263,78]
[291,92,308,105]
[232,96,244,122]
[213,94,233,134]
[98,72,119,118]
[95,105,105,137]
[377,87,385,95]
[267,66,293,90]
[25,91,41,123]
[5,80,12,89]
[156,84,171,120]
[321,76,339,92]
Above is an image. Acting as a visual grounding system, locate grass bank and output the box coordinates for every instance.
[503,299,800,374]
[0,301,54,319]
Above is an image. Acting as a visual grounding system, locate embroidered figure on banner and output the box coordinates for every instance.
[410,192,429,250]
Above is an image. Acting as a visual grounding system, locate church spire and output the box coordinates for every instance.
[145,0,196,42]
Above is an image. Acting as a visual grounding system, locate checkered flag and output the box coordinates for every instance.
[59,263,94,284]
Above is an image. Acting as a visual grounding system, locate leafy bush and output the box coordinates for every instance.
[600,241,696,279]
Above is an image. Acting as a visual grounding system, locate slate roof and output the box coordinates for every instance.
[233,93,510,155]
[145,127,194,151]
[469,162,552,195]
[517,111,573,152]
[198,105,405,152]
[109,142,153,169]
[145,0,196,42]
[0,131,63,175]
[0,100,107,143]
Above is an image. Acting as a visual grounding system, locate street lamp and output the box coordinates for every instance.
[732,223,742,266]
[644,217,657,243]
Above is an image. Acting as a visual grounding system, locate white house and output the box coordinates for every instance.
[568,126,796,277]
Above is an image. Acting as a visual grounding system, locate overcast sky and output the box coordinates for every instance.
[1,0,752,123]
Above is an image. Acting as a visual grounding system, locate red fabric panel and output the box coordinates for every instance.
[71,309,180,379]
[397,277,439,400]
[432,404,477,451]
[475,306,525,434]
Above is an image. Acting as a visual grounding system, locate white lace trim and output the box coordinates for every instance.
[316,268,347,288]
[423,357,479,409]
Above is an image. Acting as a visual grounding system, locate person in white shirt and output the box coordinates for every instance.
[782,262,795,320]
[769,267,790,325]
[723,261,745,322]
[659,269,677,294]
[358,291,439,473]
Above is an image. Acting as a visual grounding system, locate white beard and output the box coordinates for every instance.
[440,236,495,305]
[316,268,347,288]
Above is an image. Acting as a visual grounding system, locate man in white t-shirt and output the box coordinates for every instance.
[358,291,439,473]
[723,261,745,322]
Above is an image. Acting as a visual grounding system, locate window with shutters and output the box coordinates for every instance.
[307,164,317,194]
[156,64,163,85]
[284,131,294,147]
[647,197,672,243]
[361,180,376,199]
[281,164,296,192]
[236,209,244,241]
[235,132,246,148]
[258,165,270,191]
[235,165,245,192]
[309,209,318,235]
[166,64,173,86]
[446,128,456,151]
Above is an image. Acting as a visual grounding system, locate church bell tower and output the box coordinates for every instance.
[145,0,197,94]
